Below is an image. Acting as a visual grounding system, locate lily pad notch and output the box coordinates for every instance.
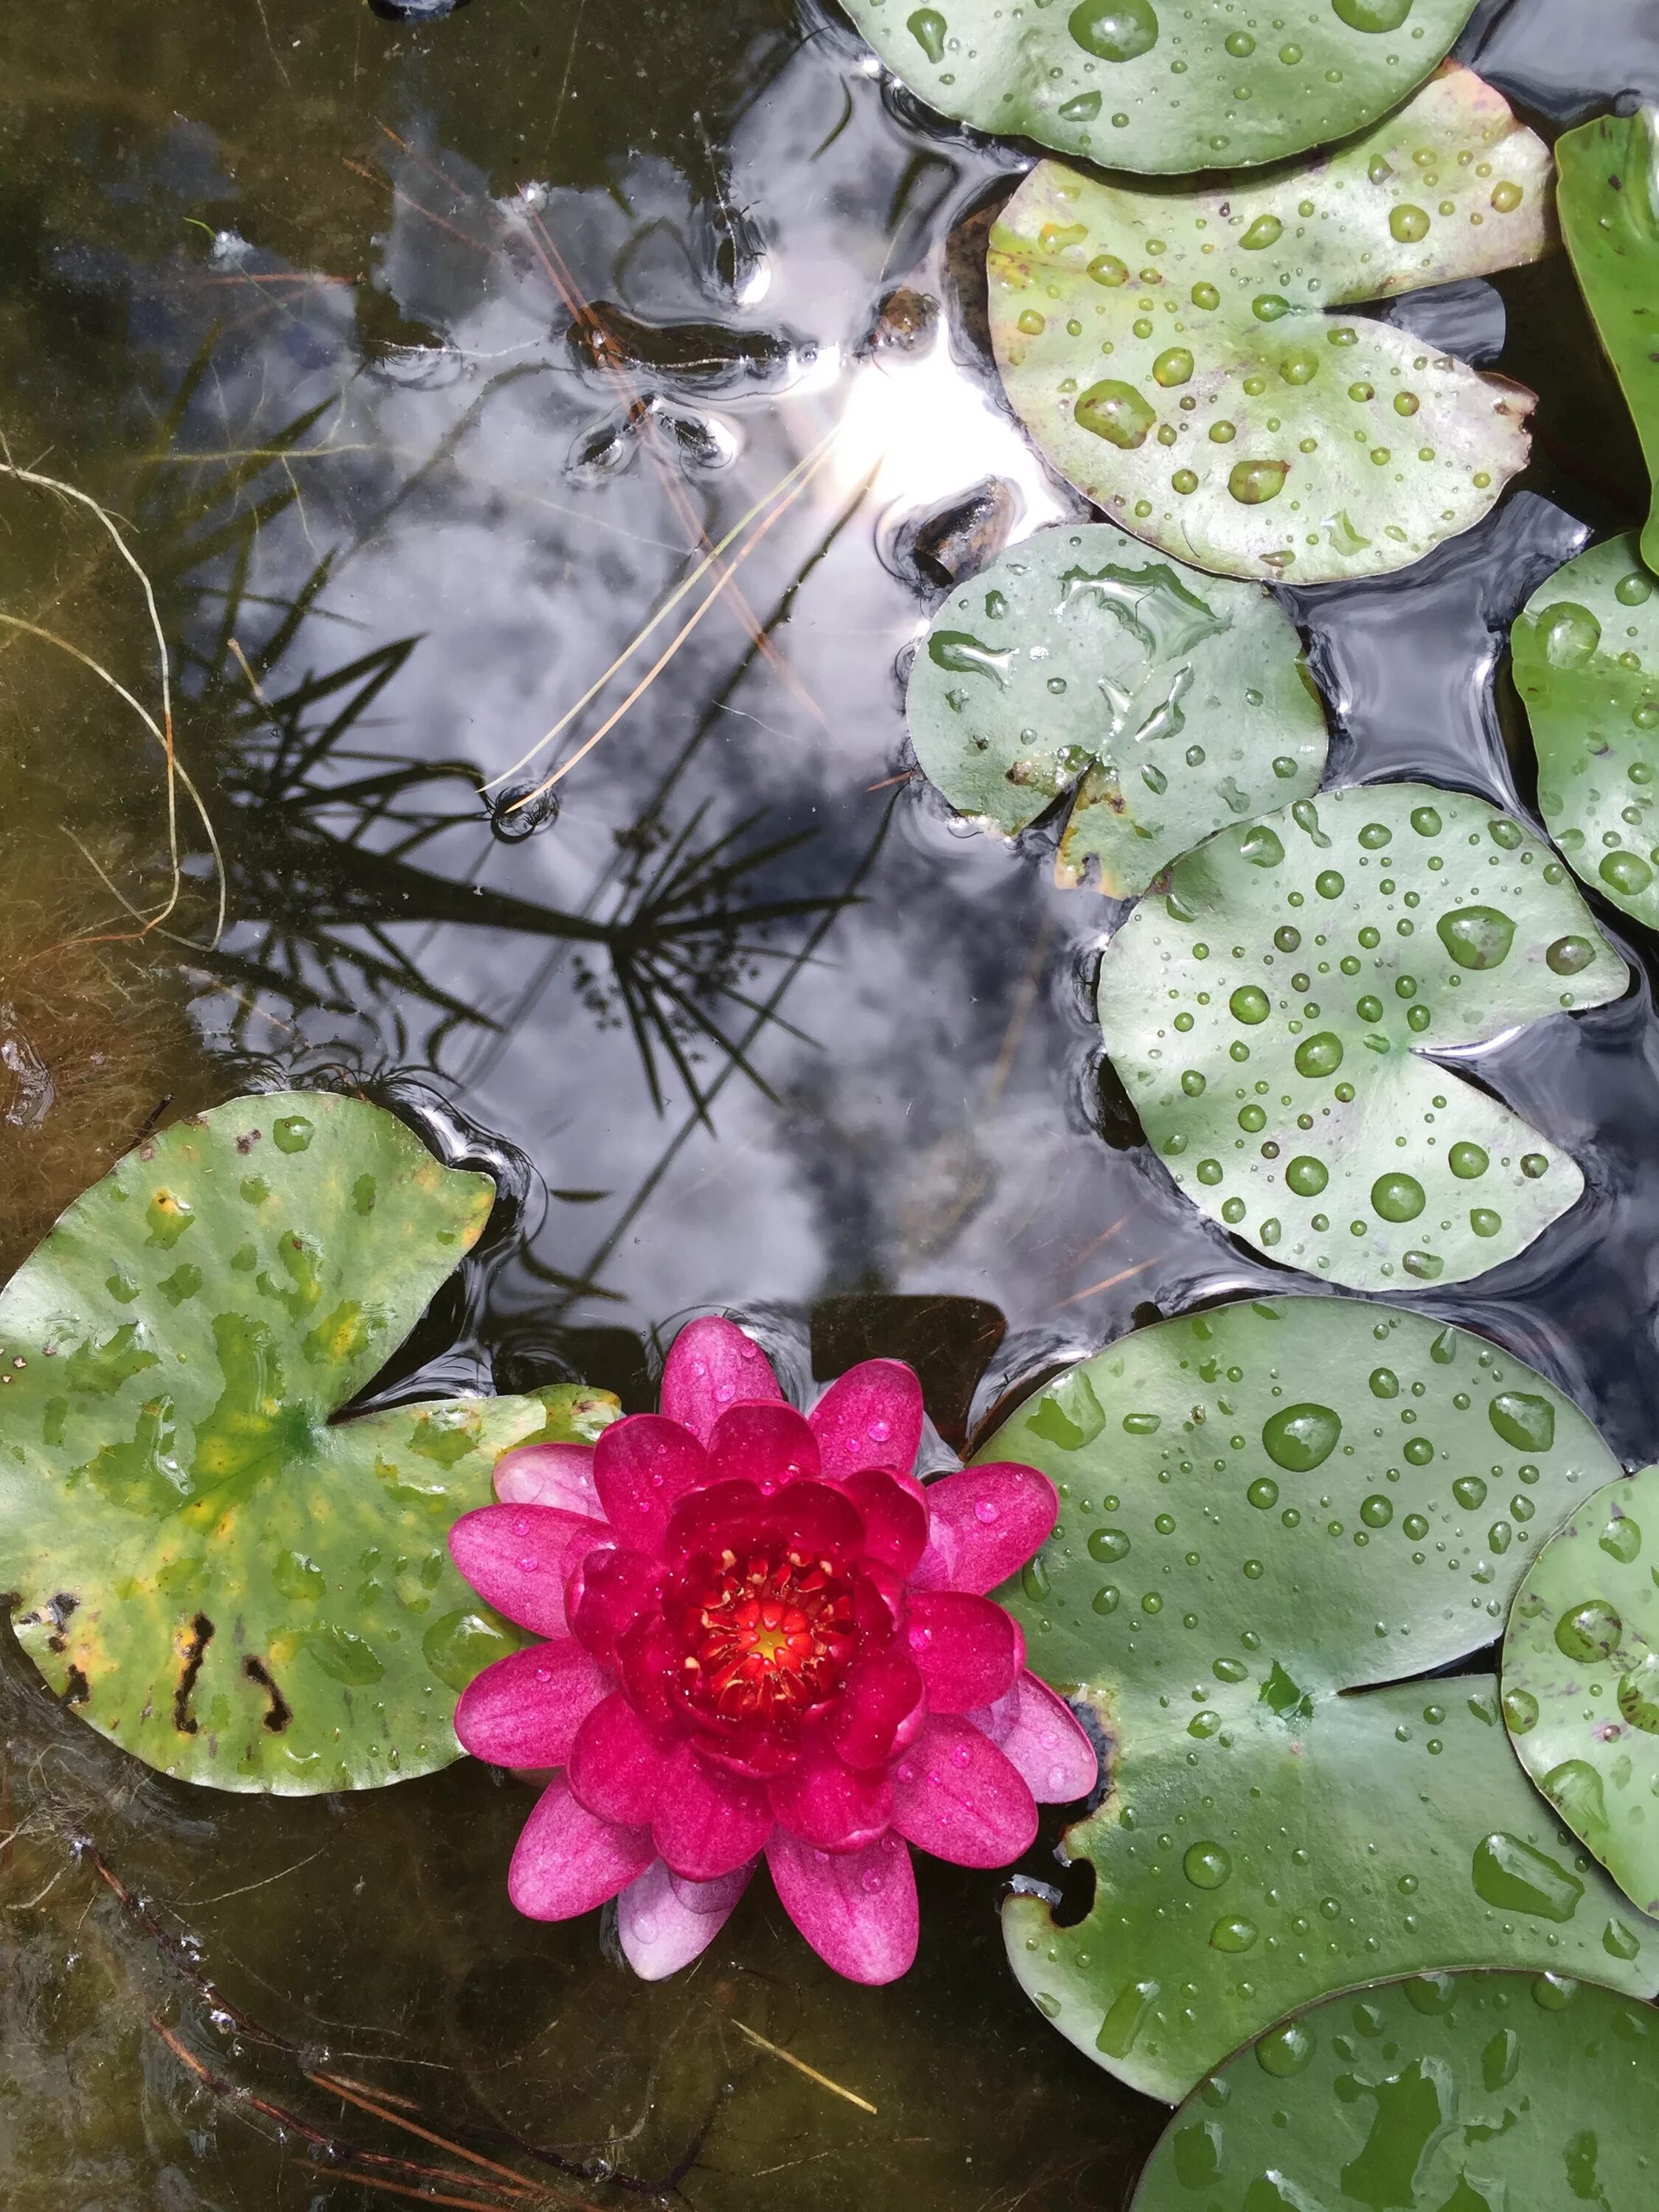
[989,66,1552,584]
[0,1092,619,1793]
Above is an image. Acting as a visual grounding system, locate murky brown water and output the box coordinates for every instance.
[2,1,1658,2204]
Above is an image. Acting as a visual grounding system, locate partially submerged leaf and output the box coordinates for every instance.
[1558,106,1659,573]
[990,67,1551,584]
[987,1295,1657,2101]
[0,1093,619,1792]
[1514,535,1659,929]
[1503,1462,1659,1921]
[1132,1972,1659,2211]
[905,525,1328,896]
[1096,780,1624,1290]
[843,0,1478,178]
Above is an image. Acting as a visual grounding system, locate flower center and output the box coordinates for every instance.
[677,1543,855,1727]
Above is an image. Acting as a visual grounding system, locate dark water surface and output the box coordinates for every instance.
[1,1,1658,2205]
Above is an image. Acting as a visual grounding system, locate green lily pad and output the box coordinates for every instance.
[1132,1971,1659,2212]
[0,1093,619,1794]
[1503,1464,1659,1921]
[905,524,1328,897]
[843,0,1478,178]
[989,66,1551,585]
[1513,533,1659,931]
[1559,107,1659,574]
[988,1294,1659,2101]
[1096,780,1625,1290]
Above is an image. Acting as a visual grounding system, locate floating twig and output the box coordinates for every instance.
[730,2020,878,2115]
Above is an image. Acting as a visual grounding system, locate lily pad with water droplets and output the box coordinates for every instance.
[1132,1970,1659,2212]
[842,0,1477,178]
[0,1093,619,1793]
[986,1294,1658,2101]
[1513,534,1659,932]
[905,525,1328,896]
[1559,108,1659,575]
[1503,1464,1659,1921]
[989,66,1551,585]
[1096,780,1624,1290]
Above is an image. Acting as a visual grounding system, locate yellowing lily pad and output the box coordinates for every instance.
[1095,781,1624,1290]
[1513,534,1659,931]
[1133,1972,1659,2212]
[842,0,1478,178]
[988,1295,1659,2101]
[0,1093,619,1793]
[990,66,1551,584]
[1503,1463,1659,1921]
[905,525,1328,896]
[1558,107,1659,574]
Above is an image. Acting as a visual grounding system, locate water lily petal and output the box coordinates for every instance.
[707,1400,821,1489]
[569,1546,664,1667]
[567,1692,675,1824]
[973,1671,1098,1804]
[616,1857,756,1980]
[664,1475,864,1565]
[912,1463,1058,1594]
[826,1649,926,1770]
[890,1714,1037,1868]
[766,1829,918,1985]
[661,1315,782,1444]
[507,1775,654,1920]
[654,1744,774,1879]
[809,1360,923,1482]
[493,1440,601,1515]
[454,1639,605,1770]
[840,1467,928,1576]
[903,1590,1023,1713]
[770,1739,894,1851]
[449,1505,612,1636]
[594,1414,709,1552]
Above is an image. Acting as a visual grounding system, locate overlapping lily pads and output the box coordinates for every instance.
[1096,780,1624,1290]
[990,66,1551,584]
[0,1093,619,1793]
[1133,1971,1659,2211]
[987,1295,1659,2101]
[1514,535,1659,932]
[1503,1464,1659,1921]
[905,525,1328,896]
[1559,107,1659,573]
[844,0,1478,178]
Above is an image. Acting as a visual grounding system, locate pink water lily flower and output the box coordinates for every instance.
[447,1318,1096,1985]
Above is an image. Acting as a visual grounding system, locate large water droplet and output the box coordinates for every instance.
[1543,1759,1609,1834]
[1502,1686,1538,1734]
[1208,1915,1259,1952]
[1490,1391,1555,1453]
[1601,850,1654,897]
[1255,2022,1315,2076]
[929,631,1015,687]
[1437,906,1516,970]
[1471,1832,1584,1921]
[907,7,948,63]
[1371,1172,1426,1222]
[1286,1156,1329,1197]
[1228,459,1290,506]
[1554,1599,1624,1664]
[1617,1651,1659,1733]
[1183,1841,1232,1889]
[1068,0,1160,63]
[1074,379,1156,449]
[1293,1032,1344,1079]
[1262,1402,1341,1472]
[1332,0,1415,27]
[1096,1975,1161,2056]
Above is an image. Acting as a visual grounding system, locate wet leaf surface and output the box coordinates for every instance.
[1096,780,1624,1290]
[905,524,1328,896]
[1131,1970,1659,2212]
[0,1092,618,1792]
[981,1294,1659,2101]
[843,0,1477,177]
[1503,1461,1659,1920]
[1559,107,1659,572]
[1514,534,1659,930]
[990,67,1551,583]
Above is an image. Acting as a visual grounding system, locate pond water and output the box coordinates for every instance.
[1,1,1658,2205]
